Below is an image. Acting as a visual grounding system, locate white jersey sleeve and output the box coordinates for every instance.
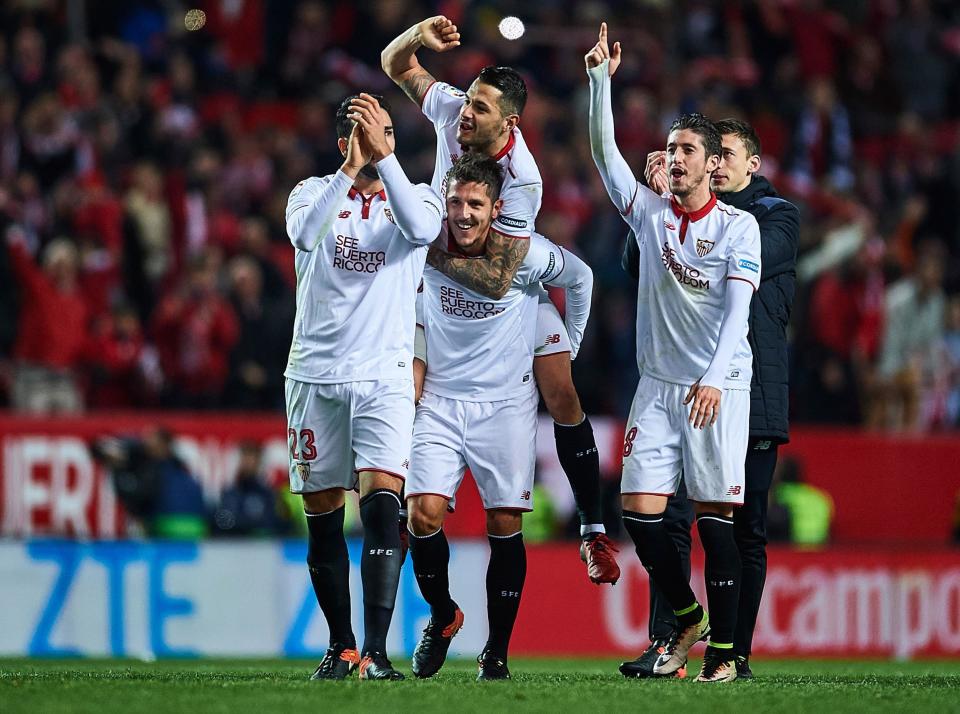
[492,180,538,239]
[725,213,763,291]
[286,171,354,252]
[376,153,443,246]
[587,61,660,234]
[420,81,465,127]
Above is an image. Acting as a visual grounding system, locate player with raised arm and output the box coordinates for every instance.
[626,121,800,679]
[405,153,594,681]
[586,24,762,683]
[284,94,442,681]
[382,16,619,585]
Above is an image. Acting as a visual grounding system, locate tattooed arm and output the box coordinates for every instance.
[381,16,461,105]
[427,230,530,300]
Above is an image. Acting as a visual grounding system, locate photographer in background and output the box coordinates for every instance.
[92,426,207,539]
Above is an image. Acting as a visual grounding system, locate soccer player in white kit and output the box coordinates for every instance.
[586,24,762,683]
[382,15,620,585]
[284,94,442,681]
[402,153,594,681]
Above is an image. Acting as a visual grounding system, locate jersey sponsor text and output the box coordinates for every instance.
[333,234,386,273]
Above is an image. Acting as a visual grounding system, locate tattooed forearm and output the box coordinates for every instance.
[399,68,437,105]
[428,232,530,299]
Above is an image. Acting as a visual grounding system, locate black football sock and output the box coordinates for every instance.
[358,489,403,655]
[305,505,355,648]
[409,527,456,624]
[484,532,527,660]
[697,513,740,650]
[623,511,702,627]
[554,415,604,533]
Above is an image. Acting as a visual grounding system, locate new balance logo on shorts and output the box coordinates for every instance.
[520,490,531,501]
[401,459,410,469]
[727,485,742,496]
[545,334,561,345]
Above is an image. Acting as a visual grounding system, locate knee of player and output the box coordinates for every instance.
[486,509,522,537]
[540,383,582,423]
[407,497,446,535]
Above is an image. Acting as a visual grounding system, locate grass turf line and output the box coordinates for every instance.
[2,658,959,714]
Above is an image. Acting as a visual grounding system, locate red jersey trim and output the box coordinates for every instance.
[670,192,717,222]
[621,183,640,216]
[728,275,758,291]
[419,80,438,108]
[492,129,517,161]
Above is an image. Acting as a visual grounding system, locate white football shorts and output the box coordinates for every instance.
[408,388,539,511]
[284,377,414,493]
[533,293,571,358]
[620,373,749,504]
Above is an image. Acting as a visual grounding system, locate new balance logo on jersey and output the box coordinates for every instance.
[333,234,385,273]
[545,334,561,345]
[664,220,676,231]
[727,485,742,496]
[661,243,709,290]
[753,440,773,451]
[338,210,351,219]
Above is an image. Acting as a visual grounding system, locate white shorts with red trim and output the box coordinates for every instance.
[533,297,571,358]
[284,377,414,494]
[621,373,748,503]
[408,389,538,511]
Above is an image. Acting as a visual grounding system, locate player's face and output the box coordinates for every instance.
[457,81,515,151]
[445,179,502,255]
[712,134,759,194]
[666,129,719,197]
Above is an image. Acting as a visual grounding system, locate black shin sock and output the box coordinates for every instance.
[409,528,456,624]
[554,416,604,528]
[622,511,701,626]
[359,489,403,655]
[697,513,741,649]
[306,505,355,648]
[484,532,527,659]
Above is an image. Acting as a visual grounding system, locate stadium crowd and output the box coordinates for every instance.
[1,0,959,431]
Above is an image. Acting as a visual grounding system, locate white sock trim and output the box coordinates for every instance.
[409,527,443,539]
[304,507,340,517]
[623,515,662,523]
[580,524,606,536]
[487,531,522,539]
[554,414,587,428]
[697,515,734,525]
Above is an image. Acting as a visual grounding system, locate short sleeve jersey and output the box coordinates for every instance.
[421,233,565,401]
[624,189,762,388]
[420,81,542,239]
[284,175,442,383]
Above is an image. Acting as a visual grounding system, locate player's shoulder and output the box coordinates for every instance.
[715,197,759,230]
[289,174,335,198]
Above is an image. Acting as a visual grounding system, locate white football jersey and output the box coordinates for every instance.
[624,190,761,388]
[420,233,565,401]
[421,81,542,239]
[284,174,442,383]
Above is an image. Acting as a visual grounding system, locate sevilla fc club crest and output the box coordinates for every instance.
[696,238,715,257]
[384,207,395,225]
[296,462,310,482]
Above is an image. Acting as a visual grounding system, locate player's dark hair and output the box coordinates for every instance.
[335,94,392,139]
[714,118,762,158]
[669,113,722,162]
[476,66,527,117]
[445,153,504,201]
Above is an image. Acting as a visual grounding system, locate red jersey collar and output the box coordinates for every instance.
[348,187,386,202]
[459,128,516,162]
[670,192,717,222]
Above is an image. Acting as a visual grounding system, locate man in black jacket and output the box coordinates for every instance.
[620,118,799,679]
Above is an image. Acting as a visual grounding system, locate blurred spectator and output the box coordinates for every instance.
[788,78,854,192]
[92,426,207,539]
[943,297,960,427]
[770,457,834,547]
[213,441,287,537]
[123,161,172,319]
[874,245,947,430]
[83,302,158,408]
[225,255,290,409]
[7,231,87,413]
[152,251,239,407]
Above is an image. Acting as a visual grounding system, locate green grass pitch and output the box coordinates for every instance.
[3,657,959,713]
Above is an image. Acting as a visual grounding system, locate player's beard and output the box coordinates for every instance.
[671,169,708,198]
